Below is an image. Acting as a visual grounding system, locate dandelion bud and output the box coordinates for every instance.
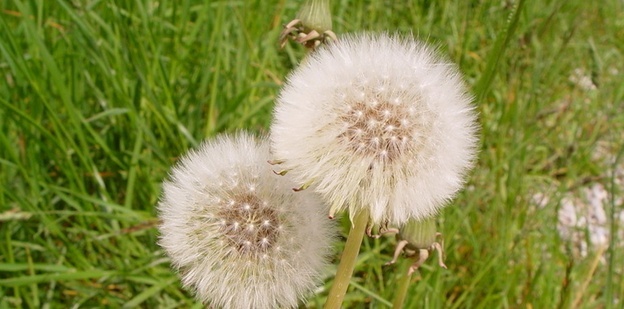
[271,33,479,225]
[297,0,332,34]
[158,132,334,308]
[280,0,335,49]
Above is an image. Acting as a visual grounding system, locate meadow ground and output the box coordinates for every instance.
[1,0,623,308]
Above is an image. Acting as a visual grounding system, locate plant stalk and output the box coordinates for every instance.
[392,260,413,309]
[324,210,368,309]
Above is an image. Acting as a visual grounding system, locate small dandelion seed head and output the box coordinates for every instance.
[158,132,335,308]
[271,33,479,225]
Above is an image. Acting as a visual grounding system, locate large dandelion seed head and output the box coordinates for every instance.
[271,33,479,225]
[158,133,333,308]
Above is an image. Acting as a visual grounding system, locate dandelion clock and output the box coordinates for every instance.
[158,132,334,308]
[271,33,479,225]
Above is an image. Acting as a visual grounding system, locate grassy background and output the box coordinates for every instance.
[1,0,623,307]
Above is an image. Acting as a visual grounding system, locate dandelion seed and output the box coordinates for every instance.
[158,132,334,308]
[271,33,479,225]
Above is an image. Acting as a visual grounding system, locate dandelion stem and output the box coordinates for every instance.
[392,260,413,309]
[324,210,368,309]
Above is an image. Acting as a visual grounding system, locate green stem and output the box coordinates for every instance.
[324,210,368,309]
[473,0,525,103]
[392,260,413,309]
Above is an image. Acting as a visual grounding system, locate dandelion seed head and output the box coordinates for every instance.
[158,133,334,308]
[271,33,479,225]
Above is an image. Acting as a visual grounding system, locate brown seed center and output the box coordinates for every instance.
[216,192,280,256]
[337,90,429,163]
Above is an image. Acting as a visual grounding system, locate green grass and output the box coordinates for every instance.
[1,0,623,307]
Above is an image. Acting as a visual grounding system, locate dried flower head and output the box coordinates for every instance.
[271,33,479,225]
[158,132,334,308]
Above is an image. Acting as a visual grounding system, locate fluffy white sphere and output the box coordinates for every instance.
[158,132,334,308]
[271,33,479,225]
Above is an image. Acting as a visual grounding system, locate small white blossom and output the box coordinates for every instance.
[158,132,334,308]
[271,33,479,225]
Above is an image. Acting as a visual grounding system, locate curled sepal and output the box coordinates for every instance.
[279,0,337,49]
[273,169,289,176]
[292,179,314,192]
[379,216,447,275]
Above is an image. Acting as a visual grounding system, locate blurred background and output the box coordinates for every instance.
[1,0,623,307]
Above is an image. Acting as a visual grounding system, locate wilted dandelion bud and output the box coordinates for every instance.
[158,132,334,308]
[271,33,479,225]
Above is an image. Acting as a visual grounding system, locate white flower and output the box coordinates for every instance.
[271,33,478,225]
[157,132,334,308]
